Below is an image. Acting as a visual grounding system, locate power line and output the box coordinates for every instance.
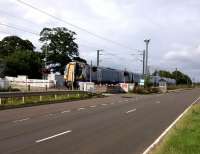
[16,0,137,51]
[0,22,39,36]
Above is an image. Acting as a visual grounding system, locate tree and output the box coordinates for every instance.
[4,50,42,78]
[172,70,192,85]
[153,70,172,78]
[39,27,79,74]
[73,57,87,64]
[0,36,35,57]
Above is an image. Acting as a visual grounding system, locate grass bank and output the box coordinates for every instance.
[151,104,200,154]
[0,92,100,110]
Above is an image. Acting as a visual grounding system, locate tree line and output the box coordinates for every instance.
[0,27,86,79]
[153,70,192,85]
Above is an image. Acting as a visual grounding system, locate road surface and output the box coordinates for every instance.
[0,88,199,154]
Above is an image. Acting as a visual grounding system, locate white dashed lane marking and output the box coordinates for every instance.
[61,110,71,114]
[13,118,30,123]
[126,109,136,114]
[36,130,72,143]
[101,104,107,106]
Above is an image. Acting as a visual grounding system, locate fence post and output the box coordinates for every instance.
[0,98,1,105]
[22,97,25,103]
[40,95,42,101]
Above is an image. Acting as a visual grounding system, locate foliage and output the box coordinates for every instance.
[4,50,42,78]
[153,70,192,85]
[0,35,42,78]
[0,36,35,57]
[39,27,79,74]
[172,70,192,85]
[73,57,87,64]
[145,75,153,87]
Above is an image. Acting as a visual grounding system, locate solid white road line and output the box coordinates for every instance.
[90,105,96,108]
[61,110,71,114]
[126,109,136,114]
[36,130,72,143]
[143,95,200,154]
[13,118,30,123]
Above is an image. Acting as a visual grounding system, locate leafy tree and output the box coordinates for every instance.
[172,70,192,85]
[73,57,87,64]
[0,36,35,57]
[4,50,42,78]
[39,27,79,74]
[153,70,173,78]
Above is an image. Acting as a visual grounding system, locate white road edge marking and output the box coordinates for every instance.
[13,118,30,123]
[36,130,72,143]
[142,95,200,154]
[126,109,136,114]
[61,110,71,114]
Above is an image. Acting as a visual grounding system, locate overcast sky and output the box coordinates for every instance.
[0,0,200,81]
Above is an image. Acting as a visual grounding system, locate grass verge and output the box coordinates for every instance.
[150,104,200,154]
[0,93,102,110]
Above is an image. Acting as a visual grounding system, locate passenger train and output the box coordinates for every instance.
[64,61,142,87]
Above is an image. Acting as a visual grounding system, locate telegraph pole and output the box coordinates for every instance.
[90,60,92,82]
[175,68,178,85]
[97,49,103,67]
[142,50,145,76]
[144,39,150,75]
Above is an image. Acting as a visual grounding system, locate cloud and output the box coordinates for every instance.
[1,0,200,79]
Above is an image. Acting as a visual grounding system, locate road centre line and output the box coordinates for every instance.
[90,105,96,108]
[78,108,85,111]
[126,109,136,114]
[101,104,107,106]
[61,110,71,114]
[13,118,30,123]
[35,130,72,143]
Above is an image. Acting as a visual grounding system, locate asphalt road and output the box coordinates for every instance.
[0,88,199,154]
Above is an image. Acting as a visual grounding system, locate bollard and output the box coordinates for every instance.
[0,98,1,105]
[45,85,47,91]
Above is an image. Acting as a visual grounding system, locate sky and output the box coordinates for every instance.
[0,0,200,81]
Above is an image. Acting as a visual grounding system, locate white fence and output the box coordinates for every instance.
[5,75,55,88]
[0,78,10,89]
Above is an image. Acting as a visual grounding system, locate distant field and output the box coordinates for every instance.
[151,104,200,154]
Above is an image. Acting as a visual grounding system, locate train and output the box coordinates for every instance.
[64,61,176,88]
[64,61,142,87]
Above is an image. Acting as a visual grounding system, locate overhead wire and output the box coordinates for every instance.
[16,0,137,51]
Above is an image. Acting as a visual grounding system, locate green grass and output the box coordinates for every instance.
[0,93,98,110]
[151,104,200,154]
